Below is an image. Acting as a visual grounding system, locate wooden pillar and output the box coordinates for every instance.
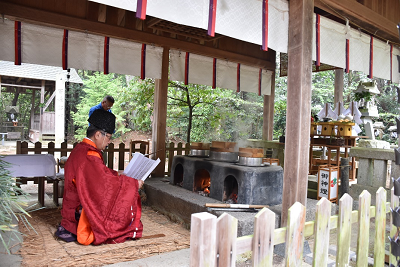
[30,88,35,129]
[281,0,314,226]
[263,70,276,141]
[334,68,344,106]
[151,47,169,177]
[39,80,45,139]
[55,74,65,145]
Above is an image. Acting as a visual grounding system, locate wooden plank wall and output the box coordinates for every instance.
[357,0,400,23]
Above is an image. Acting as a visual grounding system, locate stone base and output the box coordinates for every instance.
[349,184,390,205]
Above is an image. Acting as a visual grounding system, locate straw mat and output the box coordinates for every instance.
[18,206,190,267]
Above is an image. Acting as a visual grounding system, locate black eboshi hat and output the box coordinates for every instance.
[88,109,116,134]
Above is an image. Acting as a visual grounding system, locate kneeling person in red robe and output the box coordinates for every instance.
[56,109,144,245]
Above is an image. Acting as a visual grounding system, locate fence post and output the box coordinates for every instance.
[373,187,386,266]
[252,208,275,266]
[184,143,191,155]
[190,212,217,267]
[119,143,126,170]
[16,140,21,154]
[336,193,353,266]
[356,190,371,266]
[312,198,331,266]
[107,143,114,169]
[61,142,68,157]
[34,142,42,154]
[168,142,175,175]
[177,142,183,155]
[285,202,306,266]
[216,213,237,267]
[390,188,399,265]
[340,157,350,199]
[48,142,55,155]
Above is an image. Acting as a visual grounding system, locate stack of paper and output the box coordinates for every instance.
[123,152,160,181]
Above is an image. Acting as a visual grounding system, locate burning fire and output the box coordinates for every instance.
[231,193,238,203]
[203,181,211,195]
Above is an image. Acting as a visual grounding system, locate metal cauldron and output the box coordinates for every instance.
[238,157,264,167]
[188,149,210,157]
[208,151,239,162]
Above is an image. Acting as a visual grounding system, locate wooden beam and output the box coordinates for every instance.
[263,70,275,141]
[334,68,344,105]
[40,80,45,103]
[281,0,314,227]
[152,47,169,177]
[0,83,42,89]
[315,0,399,44]
[117,9,126,27]
[0,1,275,70]
[98,4,107,23]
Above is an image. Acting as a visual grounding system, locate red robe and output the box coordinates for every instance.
[61,138,143,245]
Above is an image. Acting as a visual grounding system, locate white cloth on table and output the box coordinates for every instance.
[1,154,56,178]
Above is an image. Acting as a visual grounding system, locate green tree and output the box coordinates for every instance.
[72,72,127,140]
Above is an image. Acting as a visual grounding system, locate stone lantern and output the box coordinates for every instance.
[354,81,380,140]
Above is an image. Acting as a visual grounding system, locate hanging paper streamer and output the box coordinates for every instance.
[346,101,363,134]
[317,103,335,121]
[333,101,348,120]
[207,0,217,37]
[261,0,268,51]
[14,21,21,65]
[347,101,362,124]
[62,29,69,70]
[104,37,110,75]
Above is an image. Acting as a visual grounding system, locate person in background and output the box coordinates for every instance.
[89,95,115,163]
[89,95,114,118]
[55,109,143,245]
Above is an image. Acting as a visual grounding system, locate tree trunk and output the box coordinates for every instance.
[187,106,193,143]
[12,89,20,106]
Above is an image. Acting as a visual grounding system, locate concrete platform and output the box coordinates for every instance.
[144,177,284,236]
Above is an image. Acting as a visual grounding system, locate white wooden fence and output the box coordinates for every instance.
[190,187,396,266]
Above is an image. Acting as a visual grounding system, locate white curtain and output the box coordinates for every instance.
[170,49,272,95]
[89,0,289,53]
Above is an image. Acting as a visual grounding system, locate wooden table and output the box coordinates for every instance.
[1,154,56,207]
[309,135,359,181]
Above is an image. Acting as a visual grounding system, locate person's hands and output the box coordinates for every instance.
[138,180,144,188]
